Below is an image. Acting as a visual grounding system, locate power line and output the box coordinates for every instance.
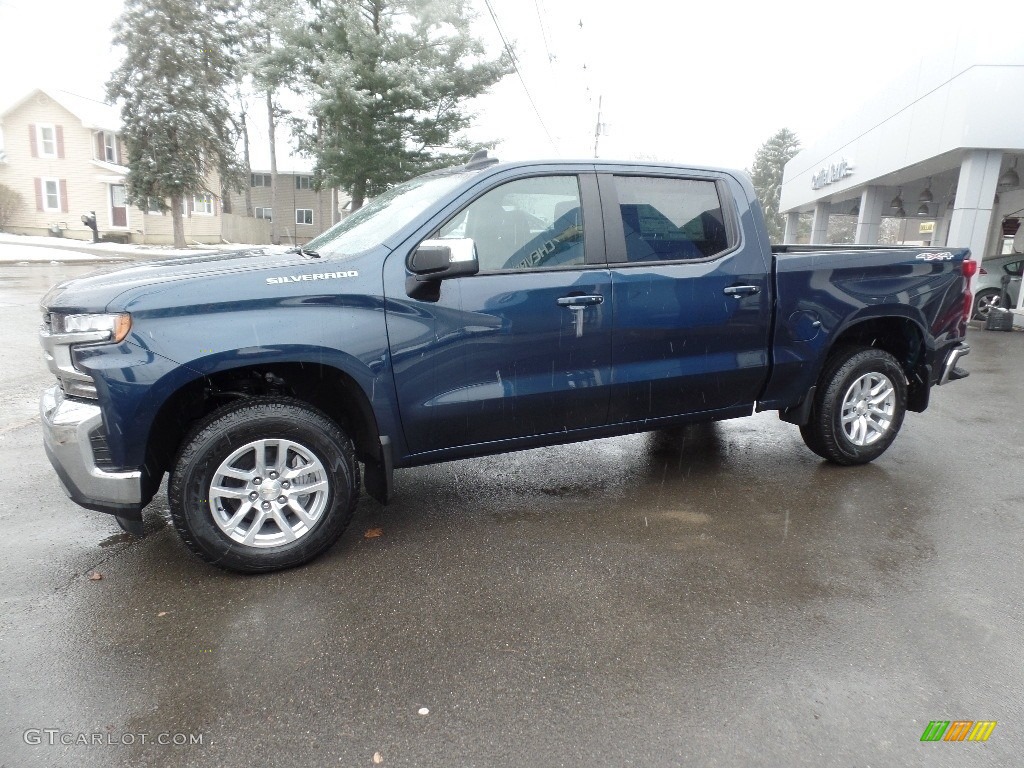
[533,0,554,64]
[482,0,559,154]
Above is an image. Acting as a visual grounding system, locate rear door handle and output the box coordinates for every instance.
[557,295,604,307]
[723,285,761,297]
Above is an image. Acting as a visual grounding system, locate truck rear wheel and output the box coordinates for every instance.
[169,397,359,572]
[799,347,907,465]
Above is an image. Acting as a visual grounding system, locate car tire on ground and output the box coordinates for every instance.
[169,397,359,573]
[972,288,1002,320]
[799,346,907,466]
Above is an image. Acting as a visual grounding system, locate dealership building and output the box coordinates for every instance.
[779,41,1024,313]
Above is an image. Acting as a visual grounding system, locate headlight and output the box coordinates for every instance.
[53,313,132,343]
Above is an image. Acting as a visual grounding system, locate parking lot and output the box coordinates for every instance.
[1,260,1022,767]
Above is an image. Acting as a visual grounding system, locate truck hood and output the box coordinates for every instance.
[40,247,315,313]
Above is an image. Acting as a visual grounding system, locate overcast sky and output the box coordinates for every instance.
[0,0,1010,170]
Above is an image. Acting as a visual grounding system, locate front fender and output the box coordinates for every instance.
[82,276,401,470]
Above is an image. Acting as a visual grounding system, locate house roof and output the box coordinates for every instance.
[0,87,121,133]
[1,86,332,182]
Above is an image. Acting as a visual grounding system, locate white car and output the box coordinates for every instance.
[974,255,1024,318]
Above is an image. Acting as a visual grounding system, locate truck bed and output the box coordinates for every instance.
[759,244,971,413]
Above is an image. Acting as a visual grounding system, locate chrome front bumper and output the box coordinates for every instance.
[40,385,142,514]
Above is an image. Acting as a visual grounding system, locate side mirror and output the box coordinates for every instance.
[406,238,479,301]
[409,238,479,279]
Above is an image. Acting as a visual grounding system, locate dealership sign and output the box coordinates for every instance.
[811,159,854,190]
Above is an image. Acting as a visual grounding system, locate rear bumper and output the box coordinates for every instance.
[40,385,143,517]
[937,342,970,385]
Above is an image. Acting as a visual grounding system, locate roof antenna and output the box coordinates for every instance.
[466,149,499,169]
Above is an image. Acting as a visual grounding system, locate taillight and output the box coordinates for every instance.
[961,259,977,324]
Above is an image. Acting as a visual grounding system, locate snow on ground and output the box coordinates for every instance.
[0,242,128,263]
[0,233,287,263]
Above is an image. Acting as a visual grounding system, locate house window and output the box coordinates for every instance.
[255,207,272,220]
[295,176,311,190]
[38,124,57,158]
[41,178,61,211]
[145,197,164,214]
[193,194,214,215]
[296,208,313,225]
[101,132,118,163]
[251,173,272,187]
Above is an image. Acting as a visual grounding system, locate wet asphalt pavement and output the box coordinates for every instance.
[1,262,1022,767]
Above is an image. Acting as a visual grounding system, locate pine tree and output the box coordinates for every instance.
[294,0,510,210]
[749,128,800,244]
[107,0,244,248]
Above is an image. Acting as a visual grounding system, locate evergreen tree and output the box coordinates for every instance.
[294,0,510,210]
[0,184,23,232]
[107,0,244,248]
[749,128,800,244]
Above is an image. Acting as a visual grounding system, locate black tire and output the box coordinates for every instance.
[169,397,359,573]
[799,347,907,466]
[973,288,1002,320]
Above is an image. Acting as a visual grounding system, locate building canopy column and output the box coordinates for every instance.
[854,187,885,244]
[783,212,801,244]
[809,202,830,245]
[947,150,1002,276]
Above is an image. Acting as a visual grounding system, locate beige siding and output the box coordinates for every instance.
[228,174,342,244]
[222,212,271,244]
[0,91,224,244]
[0,95,112,238]
[134,177,224,244]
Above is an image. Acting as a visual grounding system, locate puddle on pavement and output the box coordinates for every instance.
[97,511,168,547]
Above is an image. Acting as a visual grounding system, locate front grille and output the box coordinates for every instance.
[88,425,115,469]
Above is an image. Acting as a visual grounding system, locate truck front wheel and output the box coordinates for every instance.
[169,398,359,572]
[799,347,907,465]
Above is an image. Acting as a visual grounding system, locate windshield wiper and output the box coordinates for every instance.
[289,246,321,259]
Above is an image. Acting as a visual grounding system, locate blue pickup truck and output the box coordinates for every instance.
[40,155,973,571]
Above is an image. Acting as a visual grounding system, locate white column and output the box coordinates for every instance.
[854,187,885,244]
[933,205,953,247]
[947,150,1003,287]
[783,212,801,244]
[809,202,830,244]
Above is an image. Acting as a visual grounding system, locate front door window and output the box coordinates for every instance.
[439,175,584,272]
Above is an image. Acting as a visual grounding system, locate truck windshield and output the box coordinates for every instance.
[304,171,477,258]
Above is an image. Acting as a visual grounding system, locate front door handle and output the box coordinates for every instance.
[557,295,604,307]
[723,285,761,297]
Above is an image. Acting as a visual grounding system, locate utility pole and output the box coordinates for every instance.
[593,95,602,159]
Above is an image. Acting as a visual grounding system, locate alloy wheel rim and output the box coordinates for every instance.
[209,438,329,548]
[977,293,1001,317]
[840,372,896,447]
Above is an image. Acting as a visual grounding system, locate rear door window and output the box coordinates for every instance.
[612,176,731,262]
